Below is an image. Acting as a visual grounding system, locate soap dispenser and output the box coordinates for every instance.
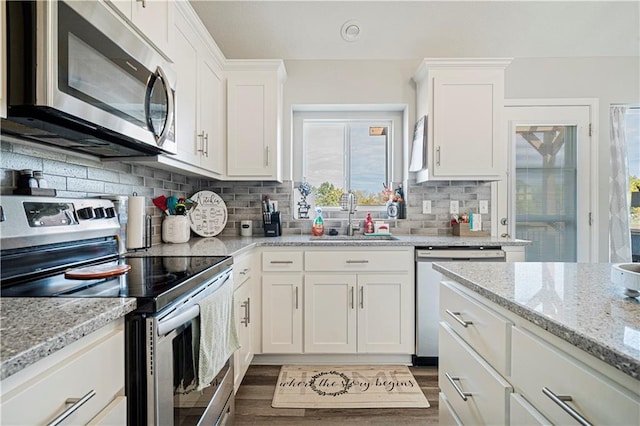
[364,212,374,234]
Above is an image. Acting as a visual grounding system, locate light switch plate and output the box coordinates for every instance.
[422,200,431,214]
[450,200,459,214]
[479,200,489,214]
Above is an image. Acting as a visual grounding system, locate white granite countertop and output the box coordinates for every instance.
[130,234,530,257]
[0,298,136,380]
[432,262,640,380]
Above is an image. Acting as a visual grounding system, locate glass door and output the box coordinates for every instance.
[501,105,593,262]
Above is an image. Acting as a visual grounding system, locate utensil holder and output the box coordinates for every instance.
[263,211,281,237]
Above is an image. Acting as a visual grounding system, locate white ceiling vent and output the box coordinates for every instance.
[340,20,361,42]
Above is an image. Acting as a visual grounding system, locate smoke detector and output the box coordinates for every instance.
[340,20,361,42]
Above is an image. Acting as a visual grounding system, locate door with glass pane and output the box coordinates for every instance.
[502,105,592,262]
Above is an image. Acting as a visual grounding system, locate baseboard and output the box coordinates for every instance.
[252,353,413,365]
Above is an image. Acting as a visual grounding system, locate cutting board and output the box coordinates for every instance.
[65,263,131,279]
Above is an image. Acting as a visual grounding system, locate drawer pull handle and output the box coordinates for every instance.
[47,389,96,426]
[270,260,293,264]
[346,260,369,264]
[445,373,471,402]
[239,268,250,275]
[446,309,473,328]
[542,387,593,426]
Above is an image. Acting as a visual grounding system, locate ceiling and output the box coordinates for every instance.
[189,1,639,61]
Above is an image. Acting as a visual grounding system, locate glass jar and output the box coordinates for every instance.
[33,171,48,188]
[18,169,38,188]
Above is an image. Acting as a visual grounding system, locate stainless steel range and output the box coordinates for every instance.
[0,196,235,425]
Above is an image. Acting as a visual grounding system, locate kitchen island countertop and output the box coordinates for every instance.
[433,262,640,380]
[0,298,136,380]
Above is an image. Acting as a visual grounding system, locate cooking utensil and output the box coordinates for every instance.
[166,196,179,215]
[152,195,169,215]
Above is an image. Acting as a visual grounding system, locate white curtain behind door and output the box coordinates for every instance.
[609,106,632,262]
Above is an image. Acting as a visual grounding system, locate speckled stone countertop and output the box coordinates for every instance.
[129,234,529,257]
[432,262,640,380]
[0,298,136,380]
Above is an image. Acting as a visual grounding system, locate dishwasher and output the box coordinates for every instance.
[415,246,506,366]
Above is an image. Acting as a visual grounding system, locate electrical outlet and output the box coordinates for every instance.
[449,200,459,215]
[479,200,489,214]
[422,200,431,214]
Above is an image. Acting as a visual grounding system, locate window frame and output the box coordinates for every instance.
[292,108,405,212]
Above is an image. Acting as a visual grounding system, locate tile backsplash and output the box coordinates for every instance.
[1,138,491,243]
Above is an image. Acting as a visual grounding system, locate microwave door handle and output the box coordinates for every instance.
[144,66,174,147]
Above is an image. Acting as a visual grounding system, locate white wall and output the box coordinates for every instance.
[281,56,640,261]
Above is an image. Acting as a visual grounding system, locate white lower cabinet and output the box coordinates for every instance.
[509,393,551,426]
[233,251,256,392]
[439,322,512,425]
[440,280,640,425]
[1,320,126,426]
[511,326,640,426]
[262,273,303,353]
[260,247,414,356]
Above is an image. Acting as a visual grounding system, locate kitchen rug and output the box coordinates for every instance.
[271,365,430,408]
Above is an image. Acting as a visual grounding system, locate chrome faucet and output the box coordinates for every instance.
[341,191,359,236]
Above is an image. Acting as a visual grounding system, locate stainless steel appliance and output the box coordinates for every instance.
[3,0,176,157]
[0,196,234,425]
[415,246,506,365]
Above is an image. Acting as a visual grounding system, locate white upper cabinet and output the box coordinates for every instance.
[226,60,287,182]
[173,6,225,177]
[105,0,173,59]
[1,2,6,118]
[412,58,512,182]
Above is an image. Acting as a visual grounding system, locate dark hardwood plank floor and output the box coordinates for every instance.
[232,365,439,425]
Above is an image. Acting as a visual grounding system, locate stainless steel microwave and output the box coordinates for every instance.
[3,0,177,157]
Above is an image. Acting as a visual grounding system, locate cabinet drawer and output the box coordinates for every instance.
[439,322,512,426]
[510,393,551,426]
[512,327,640,426]
[262,251,303,272]
[1,327,125,425]
[439,392,463,426]
[440,282,511,375]
[305,250,410,272]
[234,253,254,288]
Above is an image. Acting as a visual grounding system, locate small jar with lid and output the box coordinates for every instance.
[18,169,38,188]
[33,171,48,188]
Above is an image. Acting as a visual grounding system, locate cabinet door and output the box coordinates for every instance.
[131,0,173,58]
[304,274,357,353]
[357,274,414,353]
[173,14,200,165]
[226,72,278,178]
[234,280,253,391]
[262,274,303,353]
[1,1,6,118]
[199,53,225,176]
[431,71,502,178]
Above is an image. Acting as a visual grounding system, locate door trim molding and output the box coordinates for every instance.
[495,98,599,262]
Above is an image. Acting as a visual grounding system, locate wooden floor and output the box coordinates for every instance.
[232,365,439,425]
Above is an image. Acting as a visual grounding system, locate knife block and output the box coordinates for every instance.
[263,211,281,237]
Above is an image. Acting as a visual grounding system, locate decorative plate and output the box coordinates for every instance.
[188,190,228,237]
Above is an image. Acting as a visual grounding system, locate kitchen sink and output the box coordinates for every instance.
[611,263,640,298]
[309,235,399,241]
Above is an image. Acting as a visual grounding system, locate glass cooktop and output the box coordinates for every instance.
[0,255,233,313]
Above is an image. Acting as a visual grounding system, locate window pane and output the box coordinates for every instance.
[304,122,345,207]
[515,126,577,262]
[350,124,387,206]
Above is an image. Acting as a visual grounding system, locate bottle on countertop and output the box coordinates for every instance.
[312,207,324,236]
[364,212,374,234]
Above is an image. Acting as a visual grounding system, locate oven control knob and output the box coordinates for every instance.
[77,207,95,220]
[94,207,106,218]
[105,207,117,218]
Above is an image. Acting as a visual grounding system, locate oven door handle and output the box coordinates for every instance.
[157,305,199,336]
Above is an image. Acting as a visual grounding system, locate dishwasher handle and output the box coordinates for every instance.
[416,249,505,260]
